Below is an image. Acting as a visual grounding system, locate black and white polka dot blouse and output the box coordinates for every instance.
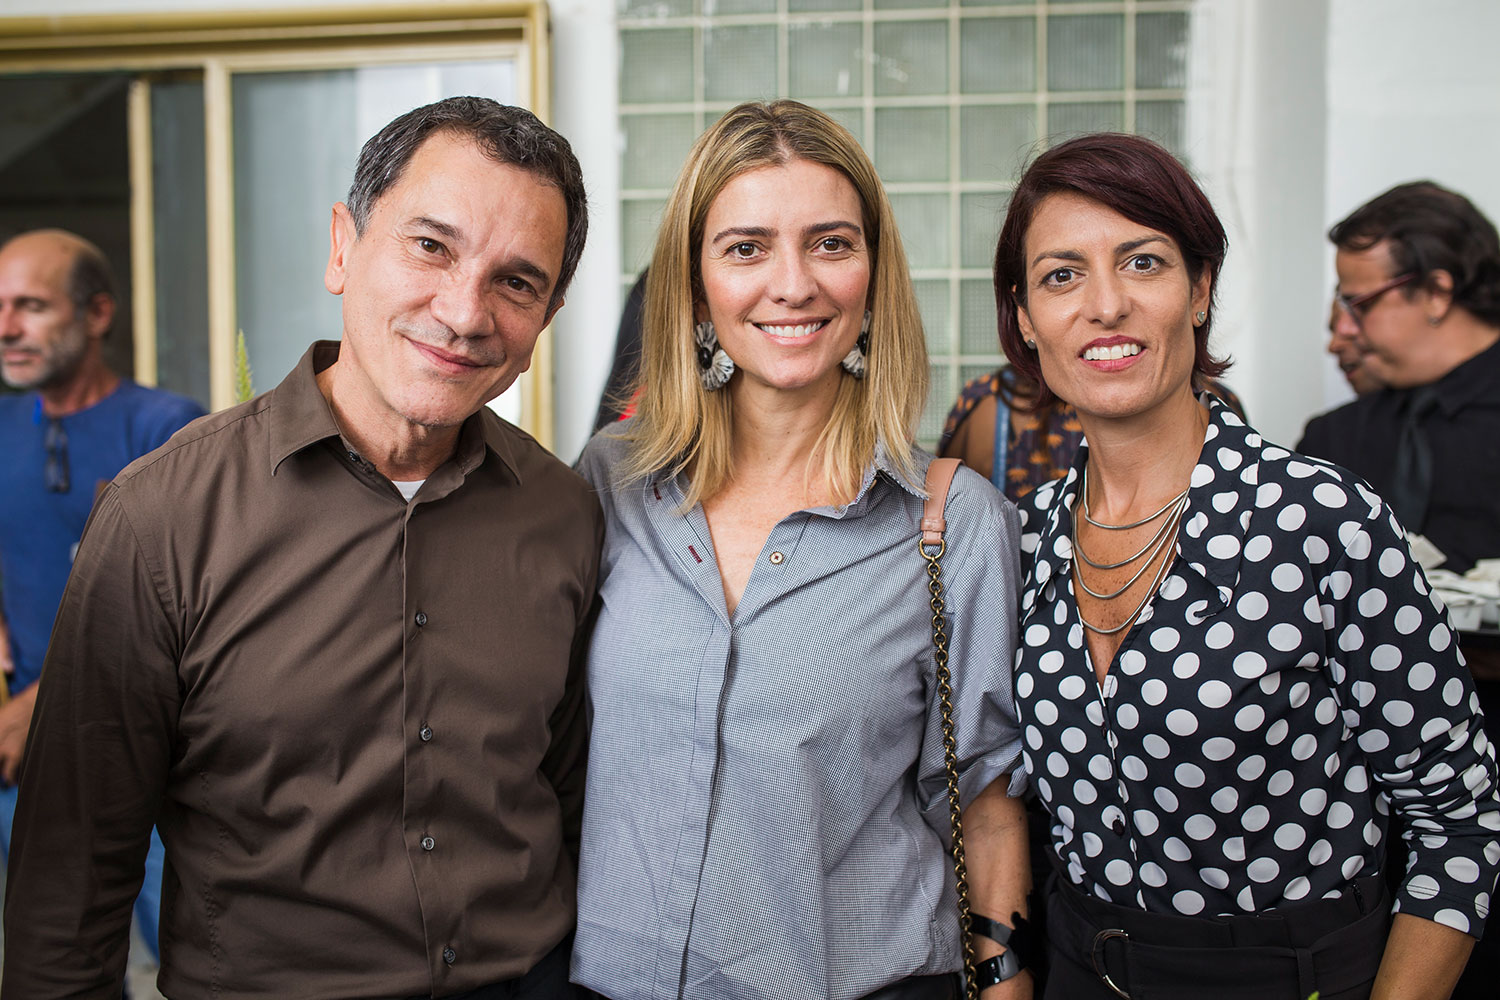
[1014,396,1500,935]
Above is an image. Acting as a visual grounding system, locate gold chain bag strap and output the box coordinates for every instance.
[919,457,979,1000]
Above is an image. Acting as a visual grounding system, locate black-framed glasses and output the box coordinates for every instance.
[1332,272,1416,328]
[44,418,70,493]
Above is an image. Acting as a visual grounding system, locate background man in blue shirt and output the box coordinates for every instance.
[0,227,204,961]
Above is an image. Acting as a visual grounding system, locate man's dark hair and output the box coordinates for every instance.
[346,96,588,309]
[1329,181,1500,327]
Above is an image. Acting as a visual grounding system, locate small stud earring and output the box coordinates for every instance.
[1428,315,1441,327]
[1194,311,1207,325]
[1025,339,1037,350]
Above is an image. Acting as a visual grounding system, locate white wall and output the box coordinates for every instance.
[1189,0,1330,448]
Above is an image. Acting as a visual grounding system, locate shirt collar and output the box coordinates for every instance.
[807,442,928,520]
[1025,394,1260,604]
[267,340,522,483]
[1429,335,1500,418]
[650,440,928,518]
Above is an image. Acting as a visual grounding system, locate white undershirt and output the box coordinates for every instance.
[393,479,424,502]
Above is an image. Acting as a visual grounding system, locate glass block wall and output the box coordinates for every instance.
[618,0,1192,446]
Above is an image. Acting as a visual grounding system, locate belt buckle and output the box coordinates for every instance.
[1091,928,1131,999]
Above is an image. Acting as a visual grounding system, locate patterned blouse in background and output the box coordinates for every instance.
[1014,395,1500,933]
[939,366,1245,502]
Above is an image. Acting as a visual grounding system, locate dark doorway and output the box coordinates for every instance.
[0,73,134,382]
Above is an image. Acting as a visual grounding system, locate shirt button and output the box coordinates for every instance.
[442,947,457,964]
[414,611,428,627]
[419,725,433,742]
[1112,816,1127,836]
[421,835,436,851]
[768,551,785,565]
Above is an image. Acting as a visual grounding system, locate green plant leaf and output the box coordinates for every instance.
[234,331,255,404]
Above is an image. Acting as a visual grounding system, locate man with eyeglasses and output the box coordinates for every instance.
[1296,181,1500,999]
[0,228,204,963]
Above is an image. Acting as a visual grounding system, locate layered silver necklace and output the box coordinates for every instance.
[1072,465,1189,635]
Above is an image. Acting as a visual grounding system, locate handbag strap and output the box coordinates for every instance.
[919,458,978,1000]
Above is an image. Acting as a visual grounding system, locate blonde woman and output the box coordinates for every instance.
[570,101,1033,1000]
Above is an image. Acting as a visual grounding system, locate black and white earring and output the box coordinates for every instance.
[840,311,872,378]
[695,321,735,391]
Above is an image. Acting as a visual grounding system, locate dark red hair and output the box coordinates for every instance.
[993,133,1230,408]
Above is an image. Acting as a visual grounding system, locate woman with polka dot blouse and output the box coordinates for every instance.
[993,133,1500,1000]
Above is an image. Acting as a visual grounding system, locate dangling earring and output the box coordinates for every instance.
[1194,311,1207,326]
[840,311,872,379]
[695,321,735,391]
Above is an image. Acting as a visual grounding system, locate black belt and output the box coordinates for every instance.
[1047,872,1390,1000]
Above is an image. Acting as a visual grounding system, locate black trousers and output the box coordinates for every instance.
[411,937,577,1000]
[1043,872,1390,1000]
[581,973,957,1000]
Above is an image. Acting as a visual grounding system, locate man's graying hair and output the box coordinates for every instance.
[65,237,117,334]
[346,97,588,308]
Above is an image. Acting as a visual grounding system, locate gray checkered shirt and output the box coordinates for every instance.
[570,428,1025,1000]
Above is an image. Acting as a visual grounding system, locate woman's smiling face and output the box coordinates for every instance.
[696,158,870,403]
[1017,190,1210,422]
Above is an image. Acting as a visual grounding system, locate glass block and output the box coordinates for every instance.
[961,104,1036,182]
[890,193,951,270]
[623,198,667,274]
[961,363,999,390]
[705,25,778,102]
[915,278,953,356]
[621,29,695,104]
[620,0,695,17]
[706,0,775,14]
[789,22,864,99]
[1047,14,1124,92]
[873,20,949,97]
[960,192,1007,271]
[960,278,1000,355]
[822,105,866,148]
[1048,101,1123,138]
[790,0,861,11]
[622,114,698,190]
[1137,12,1189,90]
[960,17,1036,94]
[1137,101,1186,159]
[876,0,948,9]
[874,107,949,182]
[920,364,956,448]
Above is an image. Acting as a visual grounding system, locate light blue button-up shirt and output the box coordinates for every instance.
[571,428,1025,1000]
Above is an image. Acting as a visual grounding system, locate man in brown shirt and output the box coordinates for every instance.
[3,97,602,999]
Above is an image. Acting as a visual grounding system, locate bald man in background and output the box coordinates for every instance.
[0,228,204,963]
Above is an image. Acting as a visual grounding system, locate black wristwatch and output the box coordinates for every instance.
[970,911,1038,988]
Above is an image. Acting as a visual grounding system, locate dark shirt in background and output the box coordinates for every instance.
[1297,338,1500,575]
[3,342,603,999]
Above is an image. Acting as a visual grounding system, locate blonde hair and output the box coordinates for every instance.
[619,100,929,508]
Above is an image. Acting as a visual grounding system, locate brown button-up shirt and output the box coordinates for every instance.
[3,342,603,999]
